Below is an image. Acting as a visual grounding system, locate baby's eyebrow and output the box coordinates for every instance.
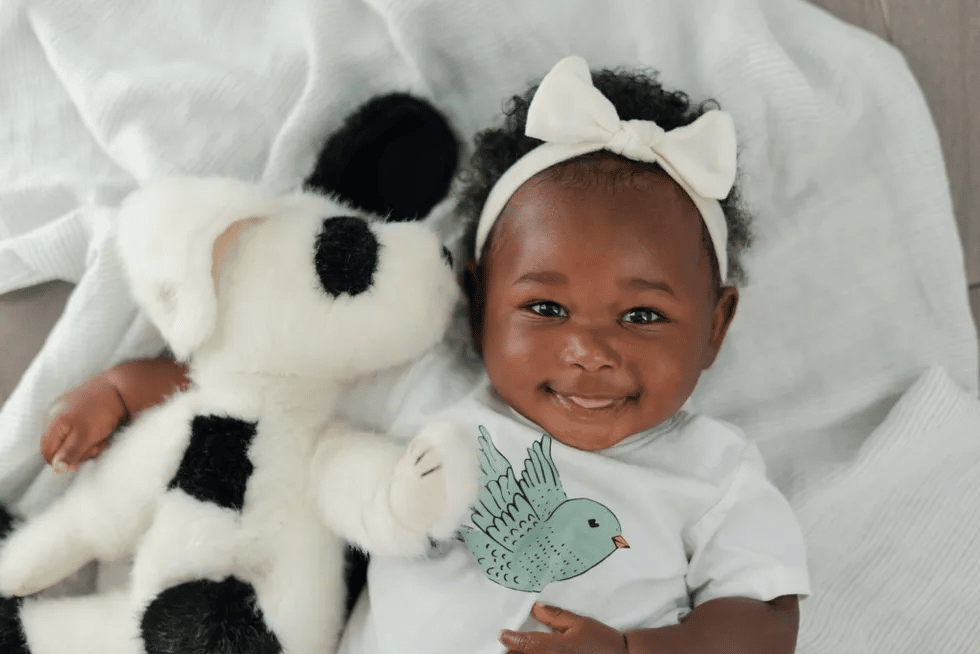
[514,271,567,286]
[625,278,677,298]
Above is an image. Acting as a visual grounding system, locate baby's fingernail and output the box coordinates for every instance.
[52,457,68,474]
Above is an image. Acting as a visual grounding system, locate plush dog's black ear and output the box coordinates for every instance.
[304,93,458,222]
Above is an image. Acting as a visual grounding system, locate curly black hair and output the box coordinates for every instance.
[456,66,753,287]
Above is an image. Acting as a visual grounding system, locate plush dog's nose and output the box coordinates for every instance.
[314,216,379,297]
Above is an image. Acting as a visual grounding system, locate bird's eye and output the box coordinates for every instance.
[528,301,567,318]
[588,518,599,528]
[622,307,661,324]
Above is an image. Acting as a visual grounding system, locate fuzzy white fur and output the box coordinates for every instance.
[0,177,477,654]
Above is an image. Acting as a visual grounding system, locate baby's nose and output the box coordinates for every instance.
[560,327,621,370]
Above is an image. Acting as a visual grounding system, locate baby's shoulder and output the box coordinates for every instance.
[630,412,764,484]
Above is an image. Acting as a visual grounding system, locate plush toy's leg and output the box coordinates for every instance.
[343,546,369,620]
[312,422,477,555]
[0,594,29,654]
[0,404,194,597]
[250,526,346,654]
[0,504,29,652]
[0,502,100,597]
[139,577,282,654]
[127,490,244,611]
[17,590,141,654]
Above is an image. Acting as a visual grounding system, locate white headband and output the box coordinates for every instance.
[474,55,737,283]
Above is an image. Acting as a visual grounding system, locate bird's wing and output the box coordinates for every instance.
[518,435,567,519]
[476,425,512,480]
[466,492,540,552]
[468,426,542,547]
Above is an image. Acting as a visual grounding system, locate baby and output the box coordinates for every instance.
[40,56,809,653]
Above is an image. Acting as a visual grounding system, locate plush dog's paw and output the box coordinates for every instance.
[389,422,477,540]
[0,538,38,597]
[0,522,88,597]
[0,506,31,597]
[0,531,49,597]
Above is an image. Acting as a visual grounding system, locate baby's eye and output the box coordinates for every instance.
[528,301,567,318]
[622,308,661,324]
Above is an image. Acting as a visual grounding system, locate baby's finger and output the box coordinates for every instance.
[531,602,580,632]
[499,629,554,654]
[80,438,112,465]
[40,415,72,468]
[54,427,102,473]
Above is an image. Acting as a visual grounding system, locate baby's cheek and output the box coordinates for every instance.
[492,322,541,371]
[637,353,691,405]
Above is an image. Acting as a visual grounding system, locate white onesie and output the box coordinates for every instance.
[339,347,810,654]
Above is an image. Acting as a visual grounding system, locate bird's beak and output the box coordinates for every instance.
[613,535,630,549]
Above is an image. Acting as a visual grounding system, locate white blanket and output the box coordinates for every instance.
[794,365,980,653]
[1,0,979,650]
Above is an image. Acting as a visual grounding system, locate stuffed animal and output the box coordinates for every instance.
[0,94,476,654]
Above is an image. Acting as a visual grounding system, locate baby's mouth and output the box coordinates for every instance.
[562,395,620,410]
[546,387,635,413]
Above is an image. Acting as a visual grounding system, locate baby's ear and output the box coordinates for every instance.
[703,286,739,369]
[115,177,277,360]
[304,93,459,222]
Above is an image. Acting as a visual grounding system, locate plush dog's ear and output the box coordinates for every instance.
[304,93,458,222]
[115,177,278,360]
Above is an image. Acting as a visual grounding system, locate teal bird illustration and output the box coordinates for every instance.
[460,427,629,592]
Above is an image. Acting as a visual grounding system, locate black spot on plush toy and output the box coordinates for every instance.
[0,94,476,654]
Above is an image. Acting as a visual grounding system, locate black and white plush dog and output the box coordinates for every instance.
[0,95,476,654]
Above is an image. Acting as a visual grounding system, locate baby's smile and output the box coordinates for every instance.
[557,394,623,411]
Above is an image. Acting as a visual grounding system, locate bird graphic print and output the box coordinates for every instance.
[460,426,630,592]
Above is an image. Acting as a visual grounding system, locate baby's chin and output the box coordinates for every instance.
[527,387,675,451]
[532,411,657,452]
[540,425,632,451]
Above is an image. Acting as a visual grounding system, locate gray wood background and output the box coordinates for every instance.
[2,0,979,407]
[809,0,980,333]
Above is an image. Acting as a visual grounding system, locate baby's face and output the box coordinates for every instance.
[475,167,738,451]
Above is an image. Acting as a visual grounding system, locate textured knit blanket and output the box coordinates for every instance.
[1,0,978,651]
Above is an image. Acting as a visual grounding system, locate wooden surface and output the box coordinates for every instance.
[0,281,74,407]
[809,0,980,288]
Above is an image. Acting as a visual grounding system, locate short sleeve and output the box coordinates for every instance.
[683,441,810,606]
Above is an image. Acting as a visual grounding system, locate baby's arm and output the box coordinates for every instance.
[40,355,190,472]
[499,598,798,654]
[628,595,798,652]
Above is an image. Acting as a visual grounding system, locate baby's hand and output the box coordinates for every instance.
[39,374,129,474]
[499,603,627,654]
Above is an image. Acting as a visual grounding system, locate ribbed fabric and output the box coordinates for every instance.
[793,366,980,653]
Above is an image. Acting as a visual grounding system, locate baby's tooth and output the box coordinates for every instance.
[569,396,615,409]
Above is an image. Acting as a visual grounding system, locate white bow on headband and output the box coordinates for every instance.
[474,55,737,283]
